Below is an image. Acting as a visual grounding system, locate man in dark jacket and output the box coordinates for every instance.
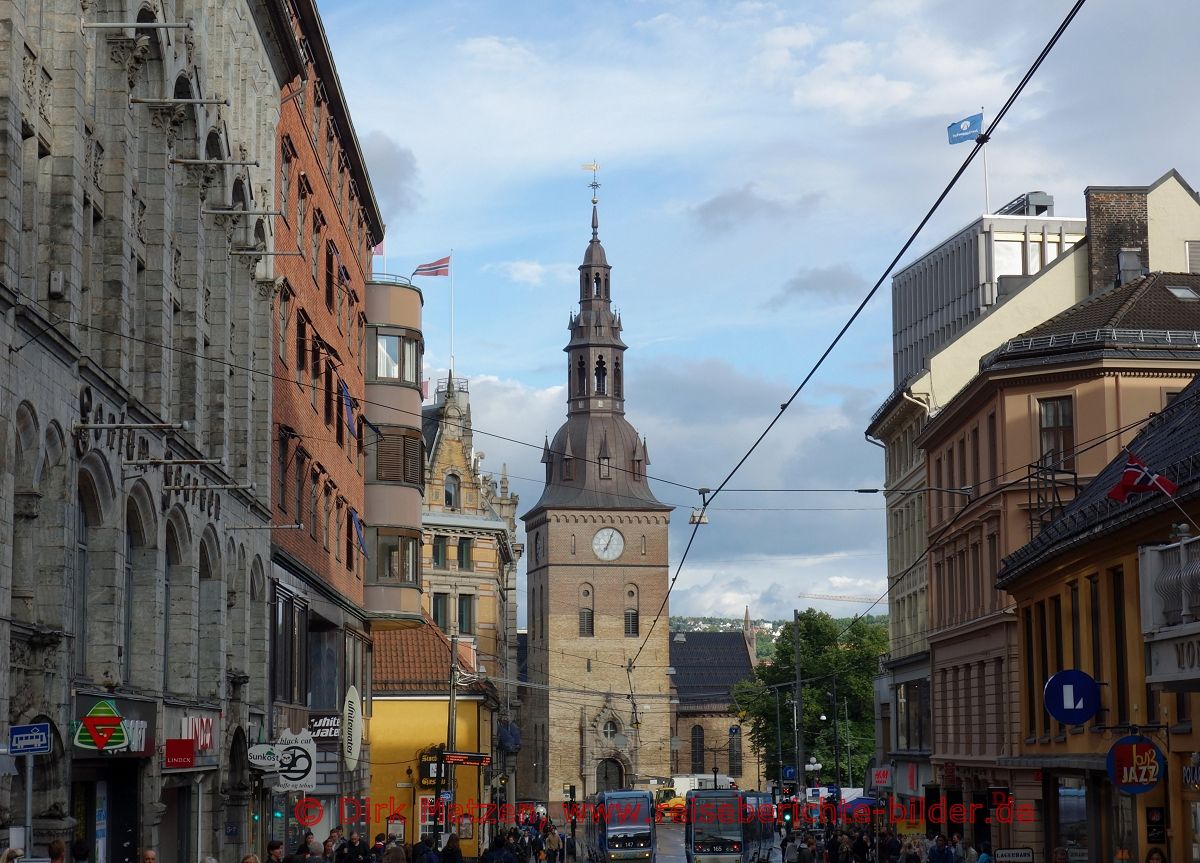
[928,836,955,863]
[337,833,374,863]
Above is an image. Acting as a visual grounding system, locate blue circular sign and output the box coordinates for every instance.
[1043,669,1100,725]
[1106,735,1165,795]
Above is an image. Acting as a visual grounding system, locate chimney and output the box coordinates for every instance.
[1118,248,1147,285]
[1085,186,1149,293]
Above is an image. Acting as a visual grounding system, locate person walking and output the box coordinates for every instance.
[928,836,954,863]
[441,835,464,863]
[976,843,993,863]
[544,827,561,863]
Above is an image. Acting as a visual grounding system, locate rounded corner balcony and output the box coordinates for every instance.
[364,576,425,631]
[369,272,424,304]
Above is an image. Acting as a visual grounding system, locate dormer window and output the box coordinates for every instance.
[563,454,574,482]
[444,473,460,509]
[599,457,611,479]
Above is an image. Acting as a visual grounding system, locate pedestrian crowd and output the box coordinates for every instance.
[781,828,991,863]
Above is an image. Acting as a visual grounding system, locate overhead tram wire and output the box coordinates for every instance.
[629,0,1090,670]
[808,378,1200,683]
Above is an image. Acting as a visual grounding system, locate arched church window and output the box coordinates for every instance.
[614,360,623,398]
[576,357,587,397]
[603,720,619,741]
[604,276,610,298]
[690,725,705,773]
[445,473,460,509]
[594,274,601,297]
[595,357,607,395]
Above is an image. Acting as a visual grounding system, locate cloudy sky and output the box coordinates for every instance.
[322,0,1200,623]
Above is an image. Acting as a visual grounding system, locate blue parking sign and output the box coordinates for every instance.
[1044,669,1100,725]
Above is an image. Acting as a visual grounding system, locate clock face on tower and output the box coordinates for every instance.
[592,527,624,561]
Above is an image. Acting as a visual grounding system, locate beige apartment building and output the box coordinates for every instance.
[870,194,1086,812]
[913,169,1200,858]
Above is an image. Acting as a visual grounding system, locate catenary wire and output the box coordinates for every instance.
[628,0,1090,671]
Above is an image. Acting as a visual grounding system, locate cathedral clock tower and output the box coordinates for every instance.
[520,193,673,807]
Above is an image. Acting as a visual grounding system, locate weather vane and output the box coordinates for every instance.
[581,161,600,203]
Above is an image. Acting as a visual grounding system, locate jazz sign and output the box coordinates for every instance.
[1107,735,1165,794]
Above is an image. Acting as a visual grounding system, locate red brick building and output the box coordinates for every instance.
[267,0,384,838]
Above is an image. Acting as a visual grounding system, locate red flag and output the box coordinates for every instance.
[1107,453,1178,503]
[412,255,450,277]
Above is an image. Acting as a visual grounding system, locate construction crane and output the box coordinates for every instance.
[796,592,880,604]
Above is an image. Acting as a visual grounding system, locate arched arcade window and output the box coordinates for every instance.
[595,357,607,395]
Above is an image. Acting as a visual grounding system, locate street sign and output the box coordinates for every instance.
[276,729,317,791]
[1044,669,1101,725]
[782,766,796,780]
[443,751,491,766]
[9,722,51,755]
[1107,735,1164,794]
[994,850,1033,863]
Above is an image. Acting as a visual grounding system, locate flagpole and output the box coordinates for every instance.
[980,106,991,214]
[449,248,455,377]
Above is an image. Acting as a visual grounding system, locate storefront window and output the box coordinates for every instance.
[1112,793,1136,863]
[1055,776,1088,853]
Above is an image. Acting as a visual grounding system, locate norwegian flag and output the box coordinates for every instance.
[1107,453,1179,503]
[412,255,450,277]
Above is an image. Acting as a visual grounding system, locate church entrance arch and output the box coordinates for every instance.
[596,758,624,792]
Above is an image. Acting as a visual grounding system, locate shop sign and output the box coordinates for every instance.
[309,714,341,740]
[871,767,892,789]
[994,850,1033,863]
[420,748,445,788]
[276,729,317,791]
[164,738,195,769]
[1043,669,1101,725]
[248,744,279,769]
[1184,753,1200,789]
[342,686,363,772]
[72,696,155,758]
[1147,807,1167,844]
[1106,735,1165,794]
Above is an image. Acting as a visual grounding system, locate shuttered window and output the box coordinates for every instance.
[375,430,424,488]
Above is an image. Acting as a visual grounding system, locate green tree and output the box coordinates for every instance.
[732,609,887,790]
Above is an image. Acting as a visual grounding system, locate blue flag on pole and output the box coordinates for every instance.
[947,112,984,144]
[340,379,356,438]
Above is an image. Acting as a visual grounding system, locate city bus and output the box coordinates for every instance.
[584,789,656,863]
[684,789,772,863]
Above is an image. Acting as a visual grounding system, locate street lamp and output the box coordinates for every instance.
[804,756,822,786]
[713,762,720,790]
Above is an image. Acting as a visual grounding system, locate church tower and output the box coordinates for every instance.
[520,193,674,807]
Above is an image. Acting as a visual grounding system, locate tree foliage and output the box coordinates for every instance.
[732,610,887,789]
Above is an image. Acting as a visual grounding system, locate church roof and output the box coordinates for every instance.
[669,631,755,712]
[524,413,672,515]
[517,631,529,684]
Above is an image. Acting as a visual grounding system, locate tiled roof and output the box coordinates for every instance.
[669,631,754,711]
[984,273,1200,370]
[373,615,483,695]
[998,371,1200,586]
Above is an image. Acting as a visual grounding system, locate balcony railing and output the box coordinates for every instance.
[984,327,1200,368]
[1139,531,1200,685]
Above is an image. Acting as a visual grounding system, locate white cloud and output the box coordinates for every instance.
[483,260,577,287]
[458,35,539,70]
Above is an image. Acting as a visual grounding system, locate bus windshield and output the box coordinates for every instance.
[690,796,743,844]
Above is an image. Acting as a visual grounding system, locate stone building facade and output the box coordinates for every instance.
[0,0,300,860]
[420,377,522,795]
[520,199,673,807]
[266,0,386,842]
[669,616,763,788]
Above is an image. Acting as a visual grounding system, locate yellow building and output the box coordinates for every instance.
[996,278,1200,863]
[370,619,499,853]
